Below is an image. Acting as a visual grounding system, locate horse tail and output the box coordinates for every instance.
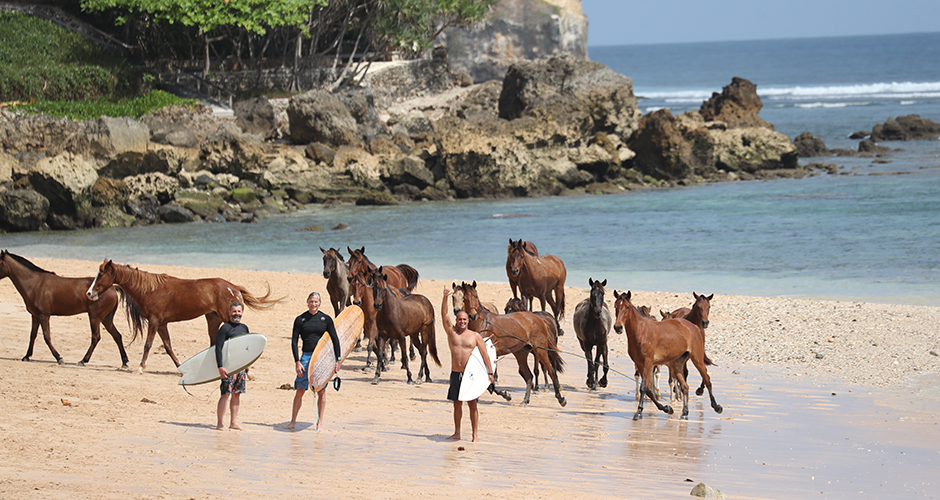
[118,288,145,343]
[427,321,441,366]
[395,264,419,291]
[557,284,565,320]
[240,282,283,311]
[547,339,565,374]
[705,353,715,366]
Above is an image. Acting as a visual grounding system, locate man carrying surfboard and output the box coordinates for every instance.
[442,287,494,442]
[288,292,341,431]
[216,302,249,431]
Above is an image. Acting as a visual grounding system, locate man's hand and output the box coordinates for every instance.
[218,366,229,379]
[443,287,452,298]
[295,361,304,378]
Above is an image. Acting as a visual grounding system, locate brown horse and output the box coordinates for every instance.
[573,278,612,391]
[346,246,419,292]
[502,295,561,393]
[506,239,538,300]
[348,270,408,370]
[457,281,567,407]
[1,251,129,368]
[85,260,279,372]
[369,267,440,385]
[506,239,566,321]
[612,290,722,420]
[658,293,714,399]
[320,247,350,317]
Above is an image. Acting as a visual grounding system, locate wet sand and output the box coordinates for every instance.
[1,257,938,499]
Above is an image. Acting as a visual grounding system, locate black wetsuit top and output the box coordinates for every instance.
[215,321,250,368]
[292,310,340,363]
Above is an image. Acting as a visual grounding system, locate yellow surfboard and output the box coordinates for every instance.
[308,305,365,392]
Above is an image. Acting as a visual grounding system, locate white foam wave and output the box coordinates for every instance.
[900,100,916,105]
[794,101,873,109]
[638,81,940,103]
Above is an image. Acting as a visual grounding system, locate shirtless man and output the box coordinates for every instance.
[442,287,494,442]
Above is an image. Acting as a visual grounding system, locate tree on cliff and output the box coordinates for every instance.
[81,0,496,89]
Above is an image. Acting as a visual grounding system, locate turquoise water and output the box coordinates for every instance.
[4,33,940,306]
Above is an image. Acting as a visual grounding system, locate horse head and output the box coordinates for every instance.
[86,259,116,301]
[321,247,344,279]
[458,281,481,321]
[371,267,389,311]
[451,282,465,316]
[504,297,527,314]
[691,292,713,329]
[588,278,607,318]
[507,239,526,277]
[612,290,633,334]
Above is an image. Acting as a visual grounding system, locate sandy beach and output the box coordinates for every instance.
[1,256,938,499]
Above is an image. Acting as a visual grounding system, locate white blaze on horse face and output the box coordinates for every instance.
[86,274,100,301]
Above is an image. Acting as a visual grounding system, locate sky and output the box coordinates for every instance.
[581,0,940,46]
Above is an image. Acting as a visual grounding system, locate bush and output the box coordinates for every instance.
[11,90,200,120]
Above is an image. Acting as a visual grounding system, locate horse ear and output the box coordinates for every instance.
[472,280,477,288]
[359,246,365,253]
[347,246,353,254]
[588,278,594,286]
[626,290,632,300]
[707,294,714,301]
[320,247,326,254]
[693,291,700,300]
[601,279,607,287]
[452,282,457,289]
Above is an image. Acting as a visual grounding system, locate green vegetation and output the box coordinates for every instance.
[13,90,199,120]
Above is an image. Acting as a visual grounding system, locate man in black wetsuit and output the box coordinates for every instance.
[216,302,249,431]
[287,292,341,431]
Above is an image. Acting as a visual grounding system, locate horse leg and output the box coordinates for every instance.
[401,336,415,385]
[414,333,430,384]
[39,316,62,364]
[690,354,723,414]
[409,338,416,361]
[138,323,160,372]
[530,352,541,393]
[669,362,691,420]
[79,315,103,367]
[536,347,567,407]
[156,324,181,367]
[372,337,386,384]
[598,341,609,388]
[583,345,596,391]
[23,315,41,362]
[514,350,535,405]
[639,364,674,417]
[388,338,397,367]
[101,312,129,369]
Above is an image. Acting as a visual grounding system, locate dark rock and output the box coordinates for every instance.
[332,223,348,230]
[355,191,399,206]
[0,189,49,231]
[88,177,130,207]
[305,142,336,165]
[299,225,324,231]
[793,132,831,157]
[156,204,194,223]
[234,97,278,140]
[126,193,160,224]
[163,130,199,148]
[629,109,692,180]
[699,77,772,129]
[849,130,869,140]
[384,156,434,188]
[336,88,388,141]
[199,122,271,181]
[287,90,362,147]
[859,139,891,153]
[870,114,940,141]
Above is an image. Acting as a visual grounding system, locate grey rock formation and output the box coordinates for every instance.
[870,114,940,141]
[234,97,278,140]
[793,132,831,157]
[157,204,195,223]
[26,153,99,215]
[441,0,588,82]
[0,189,49,231]
[288,90,362,147]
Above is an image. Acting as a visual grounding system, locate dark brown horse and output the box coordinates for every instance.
[1,251,129,368]
[457,281,567,407]
[506,239,566,321]
[348,270,407,370]
[346,246,419,292]
[369,267,440,385]
[612,290,722,420]
[502,295,561,393]
[573,278,612,391]
[320,247,350,317]
[506,239,538,300]
[85,260,279,372]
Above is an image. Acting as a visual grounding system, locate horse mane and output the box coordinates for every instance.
[119,264,167,293]
[5,252,54,275]
[328,248,345,261]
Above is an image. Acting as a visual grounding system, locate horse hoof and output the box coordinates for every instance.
[407,380,415,386]
[78,361,86,367]
[633,413,642,420]
[714,404,723,414]
[696,388,704,396]
[558,397,567,407]
[121,364,129,370]
[598,379,608,388]
[371,379,379,385]
[410,354,416,361]
[56,358,64,365]
[664,405,674,415]
[681,414,689,420]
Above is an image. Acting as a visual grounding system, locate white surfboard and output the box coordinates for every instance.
[458,337,497,401]
[178,333,267,386]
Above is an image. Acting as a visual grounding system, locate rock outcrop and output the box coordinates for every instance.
[869,114,940,142]
[440,0,589,83]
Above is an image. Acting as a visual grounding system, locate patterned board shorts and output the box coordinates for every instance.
[220,370,247,395]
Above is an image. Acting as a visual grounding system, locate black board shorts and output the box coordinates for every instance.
[447,371,463,401]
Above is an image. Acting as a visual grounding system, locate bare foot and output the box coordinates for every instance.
[216,425,226,431]
[229,424,243,431]
[471,435,479,442]
[446,433,460,441]
[285,422,296,430]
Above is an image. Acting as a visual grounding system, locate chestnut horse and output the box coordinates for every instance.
[613,290,722,420]
[506,239,566,322]
[346,246,419,292]
[86,260,279,372]
[1,251,129,368]
[502,295,561,393]
[369,268,440,385]
[320,247,350,317]
[456,281,567,407]
[573,278,612,391]
[506,239,538,300]
[659,292,714,399]
[348,270,407,370]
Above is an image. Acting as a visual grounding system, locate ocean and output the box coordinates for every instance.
[4,33,940,306]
